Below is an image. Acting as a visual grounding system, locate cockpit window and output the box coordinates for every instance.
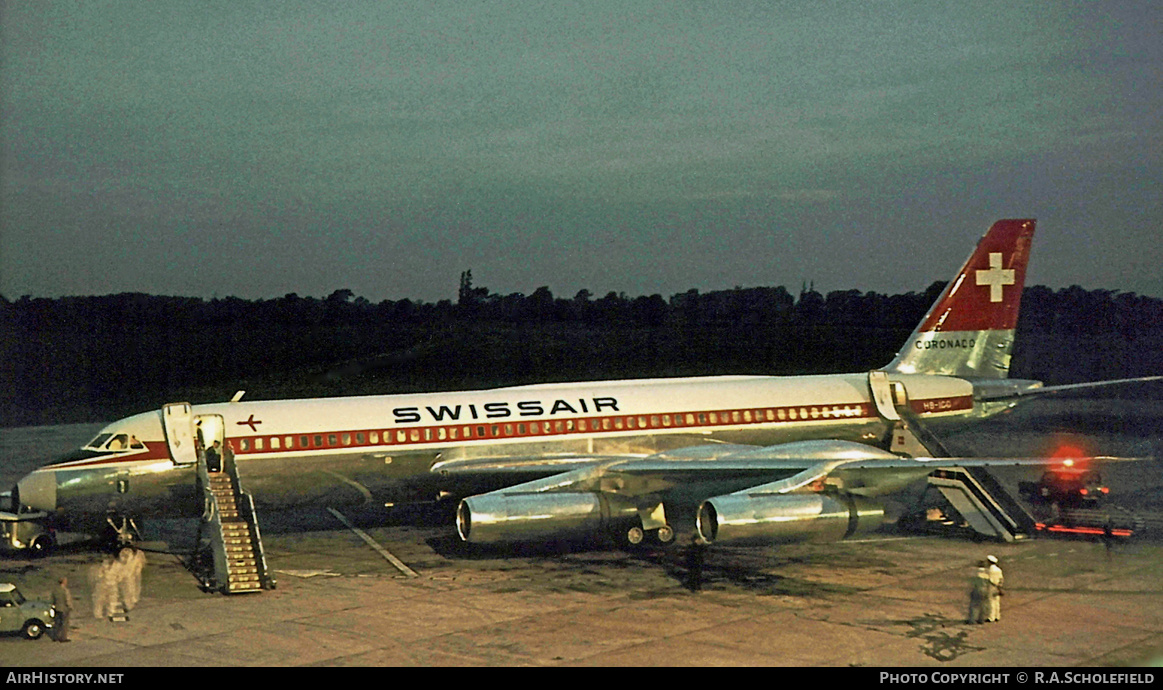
[86,434,113,450]
[87,433,145,452]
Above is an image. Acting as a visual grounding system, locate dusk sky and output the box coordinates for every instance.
[3,2,1161,304]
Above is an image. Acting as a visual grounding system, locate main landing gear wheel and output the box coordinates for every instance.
[623,525,675,548]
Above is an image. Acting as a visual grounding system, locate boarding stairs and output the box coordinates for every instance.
[196,447,276,594]
[870,371,1037,543]
[926,467,1038,542]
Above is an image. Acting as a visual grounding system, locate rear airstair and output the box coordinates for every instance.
[870,370,1037,543]
[194,445,276,594]
[926,467,1038,542]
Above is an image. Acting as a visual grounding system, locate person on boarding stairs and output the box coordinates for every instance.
[206,440,222,472]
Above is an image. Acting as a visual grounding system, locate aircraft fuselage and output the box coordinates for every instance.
[15,370,995,529]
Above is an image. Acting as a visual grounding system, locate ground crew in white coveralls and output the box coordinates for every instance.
[968,561,990,624]
[986,555,1004,622]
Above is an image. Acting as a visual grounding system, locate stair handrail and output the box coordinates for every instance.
[238,490,275,590]
[223,444,275,591]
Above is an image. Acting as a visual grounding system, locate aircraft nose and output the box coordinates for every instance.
[16,470,57,512]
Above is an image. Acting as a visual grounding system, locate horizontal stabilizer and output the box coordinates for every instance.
[973,375,1163,401]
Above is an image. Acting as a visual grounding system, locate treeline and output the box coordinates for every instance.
[1,279,1160,427]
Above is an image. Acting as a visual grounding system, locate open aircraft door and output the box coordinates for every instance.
[868,370,902,421]
[162,403,198,466]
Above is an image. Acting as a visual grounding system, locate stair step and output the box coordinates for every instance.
[203,474,268,595]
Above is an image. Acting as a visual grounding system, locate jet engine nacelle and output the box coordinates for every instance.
[696,492,884,545]
[457,492,639,544]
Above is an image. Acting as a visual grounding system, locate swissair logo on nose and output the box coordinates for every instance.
[975,252,1015,303]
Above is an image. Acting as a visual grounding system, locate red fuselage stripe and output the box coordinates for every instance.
[54,394,973,468]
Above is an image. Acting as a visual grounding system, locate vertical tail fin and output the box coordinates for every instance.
[886,219,1036,379]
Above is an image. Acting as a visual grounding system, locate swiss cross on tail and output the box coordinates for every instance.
[915,219,1036,333]
[976,252,1015,303]
[885,219,1036,378]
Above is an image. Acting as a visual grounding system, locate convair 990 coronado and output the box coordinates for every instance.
[13,219,1159,560]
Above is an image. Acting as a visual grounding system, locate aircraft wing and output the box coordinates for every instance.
[443,440,1123,500]
[449,439,1142,545]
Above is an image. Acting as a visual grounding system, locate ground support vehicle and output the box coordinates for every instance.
[0,583,55,640]
[0,492,54,556]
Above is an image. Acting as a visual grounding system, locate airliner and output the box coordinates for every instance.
[12,219,1158,549]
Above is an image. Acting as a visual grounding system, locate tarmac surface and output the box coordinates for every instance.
[2,512,1162,667]
[2,397,1161,667]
